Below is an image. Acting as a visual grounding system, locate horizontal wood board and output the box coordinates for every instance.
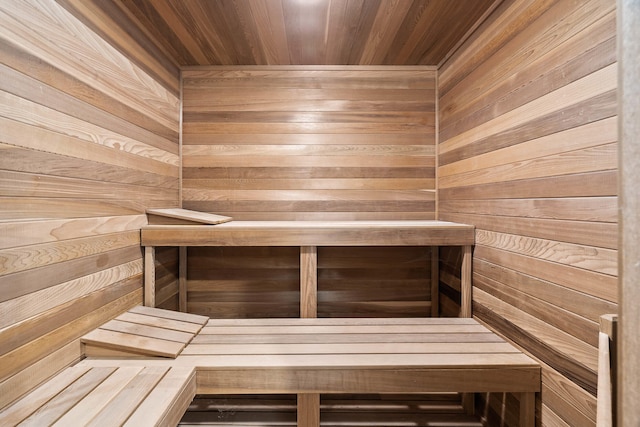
[438,0,618,425]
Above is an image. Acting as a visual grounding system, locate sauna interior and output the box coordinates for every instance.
[1,0,638,426]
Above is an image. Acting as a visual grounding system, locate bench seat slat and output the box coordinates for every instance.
[191,332,505,344]
[182,342,520,355]
[52,367,144,426]
[19,367,116,427]
[201,317,479,326]
[82,329,186,358]
[123,367,196,427]
[0,366,90,425]
[129,305,209,325]
[173,352,538,369]
[116,312,204,334]
[101,319,195,344]
[86,367,170,427]
[200,324,490,335]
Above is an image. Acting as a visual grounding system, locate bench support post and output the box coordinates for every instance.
[144,246,156,307]
[431,246,439,317]
[519,392,535,426]
[298,393,320,427]
[461,245,472,318]
[179,246,188,312]
[460,245,473,414]
[299,246,320,425]
[300,246,318,318]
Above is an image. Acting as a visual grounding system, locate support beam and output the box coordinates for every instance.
[300,246,318,318]
[299,246,319,425]
[297,393,320,427]
[431,247,439,317]
[179,246,187,312]
[519,392,535,427]
[460,245,472,318]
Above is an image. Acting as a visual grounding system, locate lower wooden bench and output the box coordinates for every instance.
[78,316,541,426]
[0,365,196,427]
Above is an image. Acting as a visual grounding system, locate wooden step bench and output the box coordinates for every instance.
[0,365,195,426]
[81,306,208,358]
[79,317,541,426]
[0,306,205,426]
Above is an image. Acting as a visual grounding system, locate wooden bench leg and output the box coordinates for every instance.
[179,246,188,312]
[298,393,320,427]
[462,392,475,416]
[300,246,318,318]
[431,246,439,317]
[461,245,472,318]
[519,392,535,426]
[144,246,156,307]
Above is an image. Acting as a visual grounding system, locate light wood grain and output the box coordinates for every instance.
[142,221,474,247]
[146,208,232,225]
[0,260,142,329]
[439,5,618,420]
[0,0,178,416]
[0,289,141,383]
[182,67,436,221]
[122,367,196,427]
[0,0,179,131]
[83,366,169,426]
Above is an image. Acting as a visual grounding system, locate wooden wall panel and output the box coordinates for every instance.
[438,0,617,425]
[182,66,436,221]
[318,246,432,318]
[187,247,301,318]
[0,0,179,408]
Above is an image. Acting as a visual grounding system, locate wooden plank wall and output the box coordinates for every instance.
[0,0,180,408]
[437,0,617,425]
[181,66,436,221]
[181,67,436,318]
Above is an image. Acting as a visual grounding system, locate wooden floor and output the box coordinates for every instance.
[179,394,483,426]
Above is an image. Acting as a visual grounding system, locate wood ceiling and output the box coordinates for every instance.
[117,0,498,66]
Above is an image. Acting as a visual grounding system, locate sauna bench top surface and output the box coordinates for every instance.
[140,220,475,246]
[79,317,540,395]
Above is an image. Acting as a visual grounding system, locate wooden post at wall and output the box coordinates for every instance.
[618,1,640,425]
[460,245,472,318]
[299,245,320,426]
[144,246,156,307]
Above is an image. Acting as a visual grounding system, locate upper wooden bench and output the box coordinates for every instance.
[141,219,475,316]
